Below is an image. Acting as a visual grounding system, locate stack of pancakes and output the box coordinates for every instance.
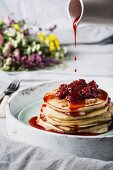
[37,89,113,135]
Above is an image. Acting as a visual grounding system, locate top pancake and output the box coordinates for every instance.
[43,89,108,113]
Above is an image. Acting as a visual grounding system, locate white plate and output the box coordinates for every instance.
[18,101,42,124]
[6,79,113,161]
[18,101,113,137]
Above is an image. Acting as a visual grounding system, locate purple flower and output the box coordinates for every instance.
[38,62,45,68]
[10,19,15,24]
[47,24,57,32]
[24,28,29,35]
[35,54,42,62]
[12,56,17,63]
[28,54,35,62]
[38,27,42,31]
[21,56,27,63]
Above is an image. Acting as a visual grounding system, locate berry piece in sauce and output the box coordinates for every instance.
[56,79,99,103]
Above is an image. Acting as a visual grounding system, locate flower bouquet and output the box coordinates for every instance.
[0,17,67,71]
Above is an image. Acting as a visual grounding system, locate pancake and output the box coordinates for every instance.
[36,79,113,135]
[44,89,108,113]
[40,111,111,128]
[37,118,110,134]
[42,104,109,120]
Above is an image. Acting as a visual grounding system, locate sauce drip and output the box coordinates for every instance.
[74,56,77,72]
[74,56,77,61]
[40,104,47,112]
[29,117,45,130]
[73,16,80,47]
[44,93,56,102]
[73,16,79,72]
[69,101,85,110]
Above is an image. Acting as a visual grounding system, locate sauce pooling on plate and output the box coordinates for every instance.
[29,117,45,130]
[28,116,98,136]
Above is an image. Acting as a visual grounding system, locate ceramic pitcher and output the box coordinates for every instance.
[68,0,113,25]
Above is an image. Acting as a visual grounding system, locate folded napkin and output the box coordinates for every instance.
[0,135,113,170]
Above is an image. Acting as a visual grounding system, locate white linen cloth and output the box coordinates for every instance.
[0,135,113,170]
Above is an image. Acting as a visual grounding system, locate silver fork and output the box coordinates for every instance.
[4,77,21,95]
[0,76,22,102]
[0,76,22,117]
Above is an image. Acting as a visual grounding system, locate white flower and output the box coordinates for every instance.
[20,33,24,40]
[36,44,40,51]
[27,46,32,55]
[23,24,28,30]
[38,51,42,55]
[6,57,12,65]
[22,39,26,46]
[32,41,36,46]
[16,32,21,43]
[32,41,37,52]
[4,28,16,37]
[63,47,67,54]
[9,38,18,48]
[9,38,14,45]
[32,46,36,52]
[16,33,25,45]
[3,64,10,71]
[13,40,18,48]
[55,52,60,58]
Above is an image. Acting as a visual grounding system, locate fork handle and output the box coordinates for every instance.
[0,92,5,102]
[0,91,12,102]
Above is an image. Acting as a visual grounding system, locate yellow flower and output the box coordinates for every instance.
[49,41,56,51]
[38,32,45,42]
[13,24,20,31]
[54,39,60,48]
[38,32,60,50]
[49,39,60,51]
[45,37,50,45]
[45,34,60,48]
[48,34,57,41]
